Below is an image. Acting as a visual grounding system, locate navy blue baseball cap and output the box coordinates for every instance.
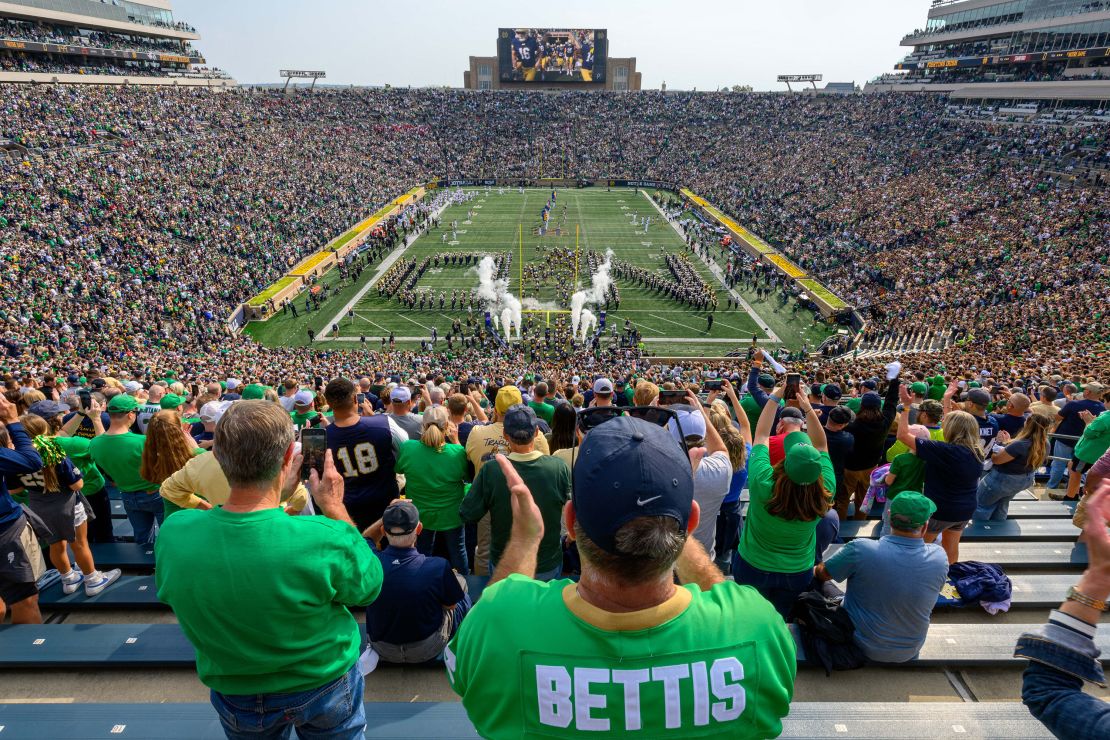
[503,404,539,443]
[572,416,693,554]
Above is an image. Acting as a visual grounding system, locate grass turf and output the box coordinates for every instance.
[245,188,838,354]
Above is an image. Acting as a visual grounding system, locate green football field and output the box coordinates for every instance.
[245,188,837,355]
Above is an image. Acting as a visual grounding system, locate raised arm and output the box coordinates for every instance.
[685,390,726,457]
[794,391,827,452]
[896,386,920,453]
[754,383,784,446]
[723,379,753,446]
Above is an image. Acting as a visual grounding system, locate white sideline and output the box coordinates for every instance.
[641,190,783,344]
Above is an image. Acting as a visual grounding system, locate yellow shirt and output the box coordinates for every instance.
[160,452,309,513]
[465,422,550,474]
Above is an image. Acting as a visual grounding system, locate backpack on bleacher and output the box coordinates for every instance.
[790,590,867,676]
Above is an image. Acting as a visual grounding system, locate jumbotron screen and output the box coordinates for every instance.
[497,28,607,83]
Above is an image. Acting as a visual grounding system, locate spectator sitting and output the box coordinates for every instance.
[363,499,471,666]
[446,418,797,737]
[461,404,569,580]
[816,492,948,663]
[975,414,1051,521]
[155,400,383,738]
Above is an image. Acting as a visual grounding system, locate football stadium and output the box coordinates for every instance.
[0,0,1109,738]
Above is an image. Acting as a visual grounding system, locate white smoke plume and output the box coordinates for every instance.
[570,249,614,338]
[472,255,521,340]
[578,308,597,343]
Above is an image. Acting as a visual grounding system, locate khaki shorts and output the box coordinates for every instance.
[0,515,46,605]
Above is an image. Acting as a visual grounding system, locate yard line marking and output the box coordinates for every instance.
[353,311,390,334]
[396,312,432,332]
[646,312,704,333]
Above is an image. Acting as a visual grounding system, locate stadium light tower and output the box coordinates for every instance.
[280,69,327,91]
[776,74,822,92]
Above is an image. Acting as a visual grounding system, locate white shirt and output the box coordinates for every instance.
[691,451,733,561]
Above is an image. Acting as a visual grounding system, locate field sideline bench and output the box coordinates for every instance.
[0,701,1051,739]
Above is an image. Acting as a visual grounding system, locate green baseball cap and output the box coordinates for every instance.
[159,394,185,410]
[782,431,811,457]
[910,382,929,396]
[784,441,823,485]
[107,394,139,413]
[241,383,267,401]
[889,492,936,530]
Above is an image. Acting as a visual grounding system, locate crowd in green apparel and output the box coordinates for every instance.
[0,85,1106,382]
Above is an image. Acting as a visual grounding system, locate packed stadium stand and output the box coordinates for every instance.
[867,0,1110,99]
[0,0,231,84]
[1,2,1110,736]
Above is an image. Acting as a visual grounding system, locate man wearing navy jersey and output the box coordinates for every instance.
[511,30,540,82]
[323,379,407,531]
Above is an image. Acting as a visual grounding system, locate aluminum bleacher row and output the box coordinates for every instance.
[6,486,1082,738]
[0,702,1055,739]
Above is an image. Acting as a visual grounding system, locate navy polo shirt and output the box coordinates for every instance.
[365,545,465,645]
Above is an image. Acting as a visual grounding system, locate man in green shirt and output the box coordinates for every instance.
[156,400,382,738]
[87,394,162,544]
[461,405,570,579]
[447,416,796,738]
[528,382,555,425]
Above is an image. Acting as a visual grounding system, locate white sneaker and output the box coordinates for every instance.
[61,569,84,594]
[84,569,121,597]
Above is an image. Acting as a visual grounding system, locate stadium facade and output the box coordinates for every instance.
[0,0,233,85]
[867,0,1110,99]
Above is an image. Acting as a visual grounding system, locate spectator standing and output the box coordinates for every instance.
[323,379,405,531]
[156,401,382,738]
[736,385,836,616]
[840,369,900,520]
[975,414,1050,520]
[395,406,469,572]
[992,393,1031,437]
[709,381,752,574]
[51,398,113,542]
[9,415,121,596]
[668,392,733,563]
[139,410,204,517]
[1055,408,1110,503]
[363,500,471,665]
[0,394,44,624]
[290,390,328,431]
[88,394,163,544]
[387,386,423,439]
[824,405,856,505]
[1047,382,1105,490]
[447,419,797,737]
[528,382,555,424]
[461,405,569,580]
[895,399,985,564]
[816,492,948,663]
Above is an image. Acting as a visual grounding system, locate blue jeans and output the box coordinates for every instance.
[713,499,743,574]
[1047,440,1074,489]
[416,526,468,574]
[732,553,811,619]
[814,509,840,565]
[1017,623,1110,738]
[974,469,1035,521]
[119,490,164,545]
[210,662,365,740]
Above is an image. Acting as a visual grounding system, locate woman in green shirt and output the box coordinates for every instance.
[395,406,469,572]
[735,385,836,617]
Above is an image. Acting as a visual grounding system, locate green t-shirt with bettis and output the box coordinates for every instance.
[446,575,796,739]
[87,432,155,493]
[155,507,383,695]
[737,444,836,573]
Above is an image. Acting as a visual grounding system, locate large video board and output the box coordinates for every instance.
[498,28,607,83]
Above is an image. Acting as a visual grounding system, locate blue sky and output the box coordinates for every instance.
[178,0,925,89]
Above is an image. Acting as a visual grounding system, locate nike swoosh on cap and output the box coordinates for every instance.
[636,496,662,506]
